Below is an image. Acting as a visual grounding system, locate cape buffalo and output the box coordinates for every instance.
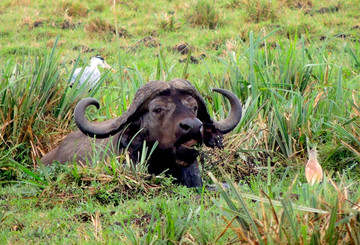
[41,79,242,187]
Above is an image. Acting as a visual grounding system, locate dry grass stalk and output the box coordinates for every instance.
[91,211,103,241]
[220,216,250,243]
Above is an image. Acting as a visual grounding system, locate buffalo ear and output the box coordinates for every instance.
[118,120,143,153]
[202,122,223,148]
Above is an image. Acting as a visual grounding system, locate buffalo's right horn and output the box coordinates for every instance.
[74,98,120,138]
[74,81,171,138]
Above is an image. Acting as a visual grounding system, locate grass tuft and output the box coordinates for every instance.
[155,12,183,32]
[85,17,126,39]
[59,1,89,18]
[241,0,280,23]
[186,0,222,29]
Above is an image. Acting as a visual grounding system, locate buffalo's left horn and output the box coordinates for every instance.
[212,88,242,134]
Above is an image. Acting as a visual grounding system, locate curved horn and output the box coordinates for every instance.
[169,79,242,134]
[74,98,120,138]
[74,81,172,139]
[212,88,242,134]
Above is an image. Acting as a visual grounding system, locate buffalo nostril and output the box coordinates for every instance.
[178,118,202,134]
[180,122,192,133]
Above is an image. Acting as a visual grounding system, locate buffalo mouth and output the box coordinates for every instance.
[180,139,197,149]
[174,137,201,166]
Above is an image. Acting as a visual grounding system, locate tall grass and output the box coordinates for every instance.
[0,34,359,243]
[200,31,359,170]
[0,42,65,163]
[1,31,359,179]
[0,38,112,179]
[209,168,360,244]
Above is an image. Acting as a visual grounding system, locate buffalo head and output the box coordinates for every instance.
[41,79,242,187]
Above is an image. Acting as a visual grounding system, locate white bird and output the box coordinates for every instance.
[69,55,116,89]
[305,148,323,185]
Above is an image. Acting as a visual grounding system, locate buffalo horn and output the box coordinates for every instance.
[74,81,171,138]
[74,80,242,139]
[212,88,242,134]
[168,79,242,134]
[74,98,120,138]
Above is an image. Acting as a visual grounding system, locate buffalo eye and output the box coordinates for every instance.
[153,107,162,114]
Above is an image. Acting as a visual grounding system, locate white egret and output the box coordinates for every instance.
[69,55,116,89]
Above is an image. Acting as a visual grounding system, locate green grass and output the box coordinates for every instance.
[1,0,360,243]
[1,158,359,243]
